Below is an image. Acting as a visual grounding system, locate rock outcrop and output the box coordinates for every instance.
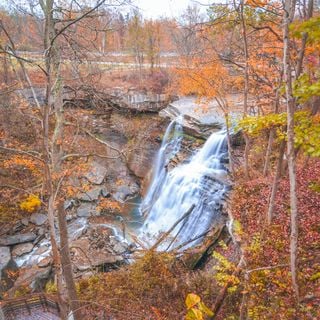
[160,97,225,138]
[106,89,175,113]
[0,232,37,246]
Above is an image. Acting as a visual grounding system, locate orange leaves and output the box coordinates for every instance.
[245,0,269,8]
[175,56,230,100]
[151,306,166,320]
[98,198,122,214]
[3,155,41,177]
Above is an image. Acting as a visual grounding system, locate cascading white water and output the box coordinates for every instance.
[140,117,183,215]
[140,119,228,250]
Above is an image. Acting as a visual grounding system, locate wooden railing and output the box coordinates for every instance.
[0,293,60,320]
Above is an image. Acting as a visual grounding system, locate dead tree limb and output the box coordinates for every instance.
[150,204,196,251]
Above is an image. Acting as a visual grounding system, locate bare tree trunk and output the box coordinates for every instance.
[263,87,281,176]
[263,129,274,177]
[239,0,250,179]
[47,194,68,319]
[283,0,299,300]
[239,272,249,320]
[296,0,313,77]
[225,112,235,176]
[267,140,286,224]
[57,201,82,320]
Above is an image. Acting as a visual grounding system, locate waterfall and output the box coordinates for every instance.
[140,117,183,215]
[140,119,228,250]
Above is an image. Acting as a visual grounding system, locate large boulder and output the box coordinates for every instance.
[0,246,18,293]
[12,243,34,257]
[70,238,124,273]
[0,232,37,246]
[70,225,128,274]
[0,247,11,273]
[30,213,47,226]
[113,184,140,203]
[77,203,98,217]
[77,186,109,202]
[10,266,52,295]
[85,161,108,185]
[67,218,88,241]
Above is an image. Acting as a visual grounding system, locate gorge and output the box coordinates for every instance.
[0,95,231,299]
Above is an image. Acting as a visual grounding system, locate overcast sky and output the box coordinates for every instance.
[135,0,211,18]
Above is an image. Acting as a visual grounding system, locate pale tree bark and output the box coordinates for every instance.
[263,86,281,177]
[283,0,299,300]
[57,200,82,320]
[267,0,313,222]
[238,0,250,179]
[215,97,235,176]
[41,1,81,318]
[37,1,68,317]
[267,139,286,224]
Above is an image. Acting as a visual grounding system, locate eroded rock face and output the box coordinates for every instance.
[0,232,37,246]
[127,118,166,178]
[106,90,175,113]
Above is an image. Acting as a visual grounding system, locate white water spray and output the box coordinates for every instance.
[140,118,228,250]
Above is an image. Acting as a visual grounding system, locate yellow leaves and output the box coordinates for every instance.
[186,293,201,309]
[212,251,240,292]
[45,280,58,294]
[238,110,320,156]
[185,293,213,320]
[19,194,41,213]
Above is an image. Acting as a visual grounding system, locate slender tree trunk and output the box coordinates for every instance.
[239,0,250,179]
[50,44,81,320]
[263,129,274,177]
[267,140,286,224]
[263,87,281,176]
[209,255,245,319]
[47,194,68,319]
[57,201,82,320]
[283,0,299,300]
[296,0,313,77]
[225,112,235,176]
[41,1,80,317]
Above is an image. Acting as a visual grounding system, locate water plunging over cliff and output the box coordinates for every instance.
[140,118,228,250]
